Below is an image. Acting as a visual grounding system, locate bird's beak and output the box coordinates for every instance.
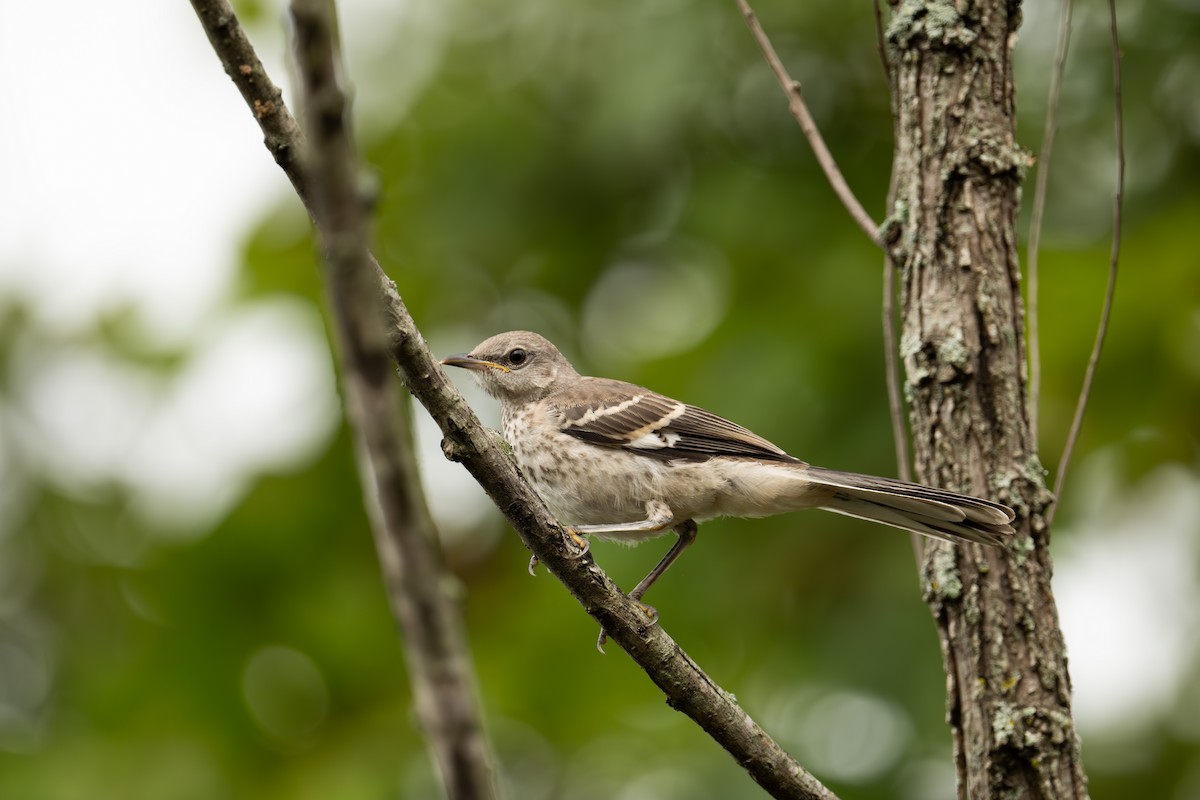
[441,354,510,373]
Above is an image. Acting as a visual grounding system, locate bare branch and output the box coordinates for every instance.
[286,1,500,797]
[884,255,923,568]
[871,1,917,562]
[735,0,882,247]
[872,0,896,101]
[188,0,308,199]
[1026,0,1075,444]
[188,1,838,796]
[882,266,910,484]
[873,4,908,486]
[1049,0,1124,525]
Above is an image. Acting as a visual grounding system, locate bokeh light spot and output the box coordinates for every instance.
[241,645,330,747]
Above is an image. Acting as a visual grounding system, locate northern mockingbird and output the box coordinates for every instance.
[443,331,1015,621]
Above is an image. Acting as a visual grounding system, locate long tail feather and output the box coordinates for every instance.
[806,467,1015,547]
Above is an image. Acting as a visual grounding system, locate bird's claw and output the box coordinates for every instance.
[528,528,587,576]
[565,528,590,558]
[595,600,659,653]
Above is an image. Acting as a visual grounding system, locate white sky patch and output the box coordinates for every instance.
[416,329,515,560]
[412,405,501,560]
[0,2,293,343]
[0,4,354,535]
[1055,457,1200,737]
[8,300,340,536]
[123,300,341,534]
[0,0,526,552]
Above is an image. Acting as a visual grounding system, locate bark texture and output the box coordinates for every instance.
[289,3,502,797]
[884,0,1090,797]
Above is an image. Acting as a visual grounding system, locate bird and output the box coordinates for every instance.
[442,330,1015,633]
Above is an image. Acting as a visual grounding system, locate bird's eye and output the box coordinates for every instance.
[508,348,528,366]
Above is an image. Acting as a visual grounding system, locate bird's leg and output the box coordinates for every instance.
[630,519,698,604]
[586,506,693,652]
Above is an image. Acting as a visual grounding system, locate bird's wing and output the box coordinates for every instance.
[552,378,802,463]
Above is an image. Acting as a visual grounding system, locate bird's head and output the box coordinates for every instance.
[441,331,580,404]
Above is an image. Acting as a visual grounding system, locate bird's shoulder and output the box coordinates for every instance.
[546,377,801,463]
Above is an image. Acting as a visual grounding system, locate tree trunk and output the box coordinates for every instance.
[884,0,1090,796]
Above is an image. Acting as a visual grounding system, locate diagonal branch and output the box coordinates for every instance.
[188,1,838,797]
[1026,0,1075,444]
[287,1,501,797]
[1048,0,1124,525]
[190,0,309,198]
[735,0,882,247]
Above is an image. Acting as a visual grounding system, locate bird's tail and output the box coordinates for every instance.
[806,467,1015,546]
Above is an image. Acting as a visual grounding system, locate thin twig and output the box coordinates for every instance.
[188,1,838,796]
[735,0,882,247]
[872,0,896,101]
[287,1,501,797]
[872,0,917,563]
[1048,0,1123,525]
[882,262,910,484]
[874,4,908,484]
[884,254,923,568]
[1026,0,1074,444]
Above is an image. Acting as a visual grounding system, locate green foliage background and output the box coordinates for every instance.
[3,0,1199,798]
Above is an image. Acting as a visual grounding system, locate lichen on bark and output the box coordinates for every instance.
[884,0,1089,796]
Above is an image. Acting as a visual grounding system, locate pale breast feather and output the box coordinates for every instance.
[554,378,802,463]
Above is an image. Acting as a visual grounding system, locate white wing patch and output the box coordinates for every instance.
[627,431,683,450]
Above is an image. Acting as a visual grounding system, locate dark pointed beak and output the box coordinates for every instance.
[441,354,510,373]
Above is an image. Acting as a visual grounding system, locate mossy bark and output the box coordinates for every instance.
[884,0,1090,796]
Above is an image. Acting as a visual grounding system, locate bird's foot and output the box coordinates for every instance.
[564,528,590,558]
[636,600,659,625]
[595,600,659,653]
[528,529,588,576]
